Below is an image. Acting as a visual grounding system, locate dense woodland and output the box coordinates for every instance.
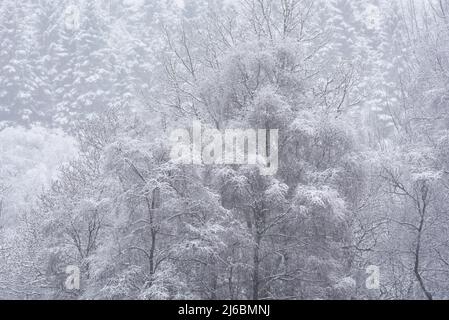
[1,0,449,300]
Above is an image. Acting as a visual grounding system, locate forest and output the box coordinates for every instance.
[1,0,449,300]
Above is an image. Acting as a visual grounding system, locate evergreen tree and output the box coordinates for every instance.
[0,1,37,126]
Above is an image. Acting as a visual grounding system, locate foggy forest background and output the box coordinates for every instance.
[1,0,449,300]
